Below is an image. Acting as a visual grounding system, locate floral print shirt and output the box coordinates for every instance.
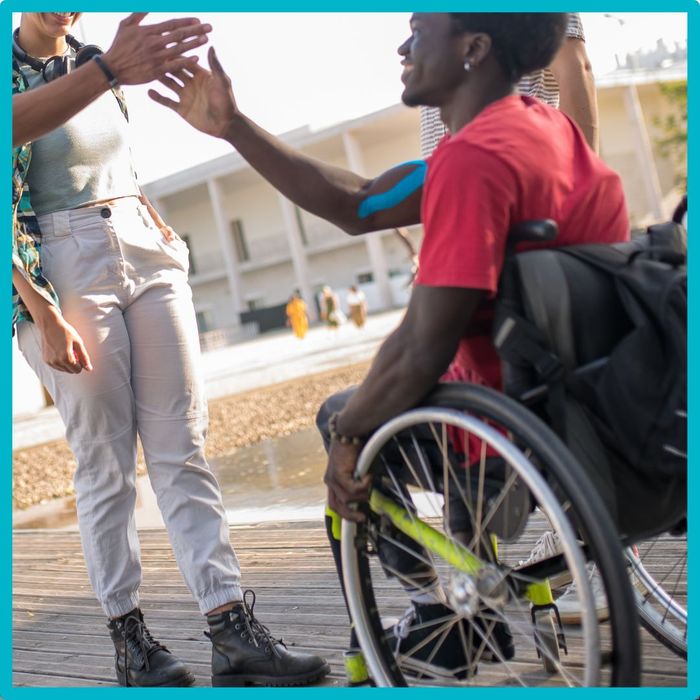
[11,56,129,326]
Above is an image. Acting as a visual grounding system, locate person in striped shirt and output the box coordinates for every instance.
[420,13,598,155]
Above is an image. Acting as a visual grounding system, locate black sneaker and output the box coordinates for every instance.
[206,590,330,687]
[387,602,476,680]
[107,608,195,687]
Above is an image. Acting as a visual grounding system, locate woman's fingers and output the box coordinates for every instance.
[72,338,93,372]
[121,12,149,27]
[160,55,200,77]
[146,16,208,36]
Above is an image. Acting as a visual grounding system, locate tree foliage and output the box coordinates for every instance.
[654,80,687,190]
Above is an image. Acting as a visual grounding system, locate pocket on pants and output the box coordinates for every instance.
[157,236,190,274]
[38,233,81,294]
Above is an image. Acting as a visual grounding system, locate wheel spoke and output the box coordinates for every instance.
[342,397,636,687]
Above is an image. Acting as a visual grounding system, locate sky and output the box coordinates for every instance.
[13,12,688,184]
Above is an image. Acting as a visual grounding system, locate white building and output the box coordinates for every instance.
[142,104,424,346]
[13,59,686,417]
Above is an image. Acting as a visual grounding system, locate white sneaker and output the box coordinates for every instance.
[391,605,417,644]
[555,564,609,625]
[520,531,571,590]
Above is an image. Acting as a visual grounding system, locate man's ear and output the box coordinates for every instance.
[462,32,492,70]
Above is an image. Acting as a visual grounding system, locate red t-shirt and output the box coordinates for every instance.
[415,95,629,391]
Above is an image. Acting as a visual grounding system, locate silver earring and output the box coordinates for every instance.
[464,59,472,72]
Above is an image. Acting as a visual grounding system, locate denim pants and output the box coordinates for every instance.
[18,197,242,617]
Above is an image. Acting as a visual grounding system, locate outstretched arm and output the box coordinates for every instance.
[149,47,423,234]
[13,12,212,147]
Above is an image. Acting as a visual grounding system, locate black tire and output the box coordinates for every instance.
[343,383,640,687]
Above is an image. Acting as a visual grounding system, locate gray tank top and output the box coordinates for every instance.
[21,55,140,216]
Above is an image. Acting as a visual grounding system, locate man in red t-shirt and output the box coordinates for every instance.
[153,11,629,679]
[421,93,627,394]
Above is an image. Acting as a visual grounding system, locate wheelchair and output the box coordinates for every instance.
[627,528,687,659]
[340,220,687,687]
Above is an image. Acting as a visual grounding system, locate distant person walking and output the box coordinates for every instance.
[346,286,367,329]
[320,286,345,329]
[286,290,309,339]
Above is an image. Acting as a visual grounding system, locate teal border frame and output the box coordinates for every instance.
[3,3,695,698]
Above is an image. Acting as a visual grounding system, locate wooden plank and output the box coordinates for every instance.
[12,523,687,688]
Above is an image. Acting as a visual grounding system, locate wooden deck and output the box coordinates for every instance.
[13,521,687,688]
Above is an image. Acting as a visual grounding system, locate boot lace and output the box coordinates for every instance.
[122,612,167,680]
[241,589,285,658]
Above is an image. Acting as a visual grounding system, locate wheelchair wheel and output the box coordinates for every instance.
[341,383,640,687]
[627,533,687,658]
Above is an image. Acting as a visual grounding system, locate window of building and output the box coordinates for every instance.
[230,219,250,262]
[181,234,195,275]
[356,271,374,284]
[195,309,214,333]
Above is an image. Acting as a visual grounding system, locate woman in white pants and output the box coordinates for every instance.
[12,12,328,688]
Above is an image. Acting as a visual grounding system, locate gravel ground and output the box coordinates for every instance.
[12,361,370,510]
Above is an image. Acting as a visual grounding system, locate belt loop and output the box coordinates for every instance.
[53,211,71,238]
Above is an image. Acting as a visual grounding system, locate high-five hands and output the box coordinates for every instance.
[103,13,212,86]
[148,47,238,139]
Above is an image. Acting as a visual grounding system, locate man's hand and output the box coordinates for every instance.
[324,440,371,523]
[36,306,92,374]
[102,12,212,86]
[148,47,238,139]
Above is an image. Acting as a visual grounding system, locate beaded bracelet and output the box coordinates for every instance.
[93,54,119,89]
[329,412,366,446]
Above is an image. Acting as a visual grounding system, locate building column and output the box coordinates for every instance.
[277,194,318,321]
[341,131,393,310]
[207,178,245,326]
[624,84,665,221]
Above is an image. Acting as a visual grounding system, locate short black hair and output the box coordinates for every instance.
[449,13,569,83]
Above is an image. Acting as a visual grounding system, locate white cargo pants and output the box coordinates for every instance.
[17,197,243,617]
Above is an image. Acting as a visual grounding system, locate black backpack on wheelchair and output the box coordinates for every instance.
[493,219,687,541]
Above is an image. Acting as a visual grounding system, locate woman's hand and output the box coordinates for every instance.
[159,225,177,242]
[12,267,92,374]
[138,193,176,241]
[103,13,212,85]
[36,306,93,374]
[148,47,238,139]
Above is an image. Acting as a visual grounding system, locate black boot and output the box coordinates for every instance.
[107,608,195,687]
[206,590,330,687]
